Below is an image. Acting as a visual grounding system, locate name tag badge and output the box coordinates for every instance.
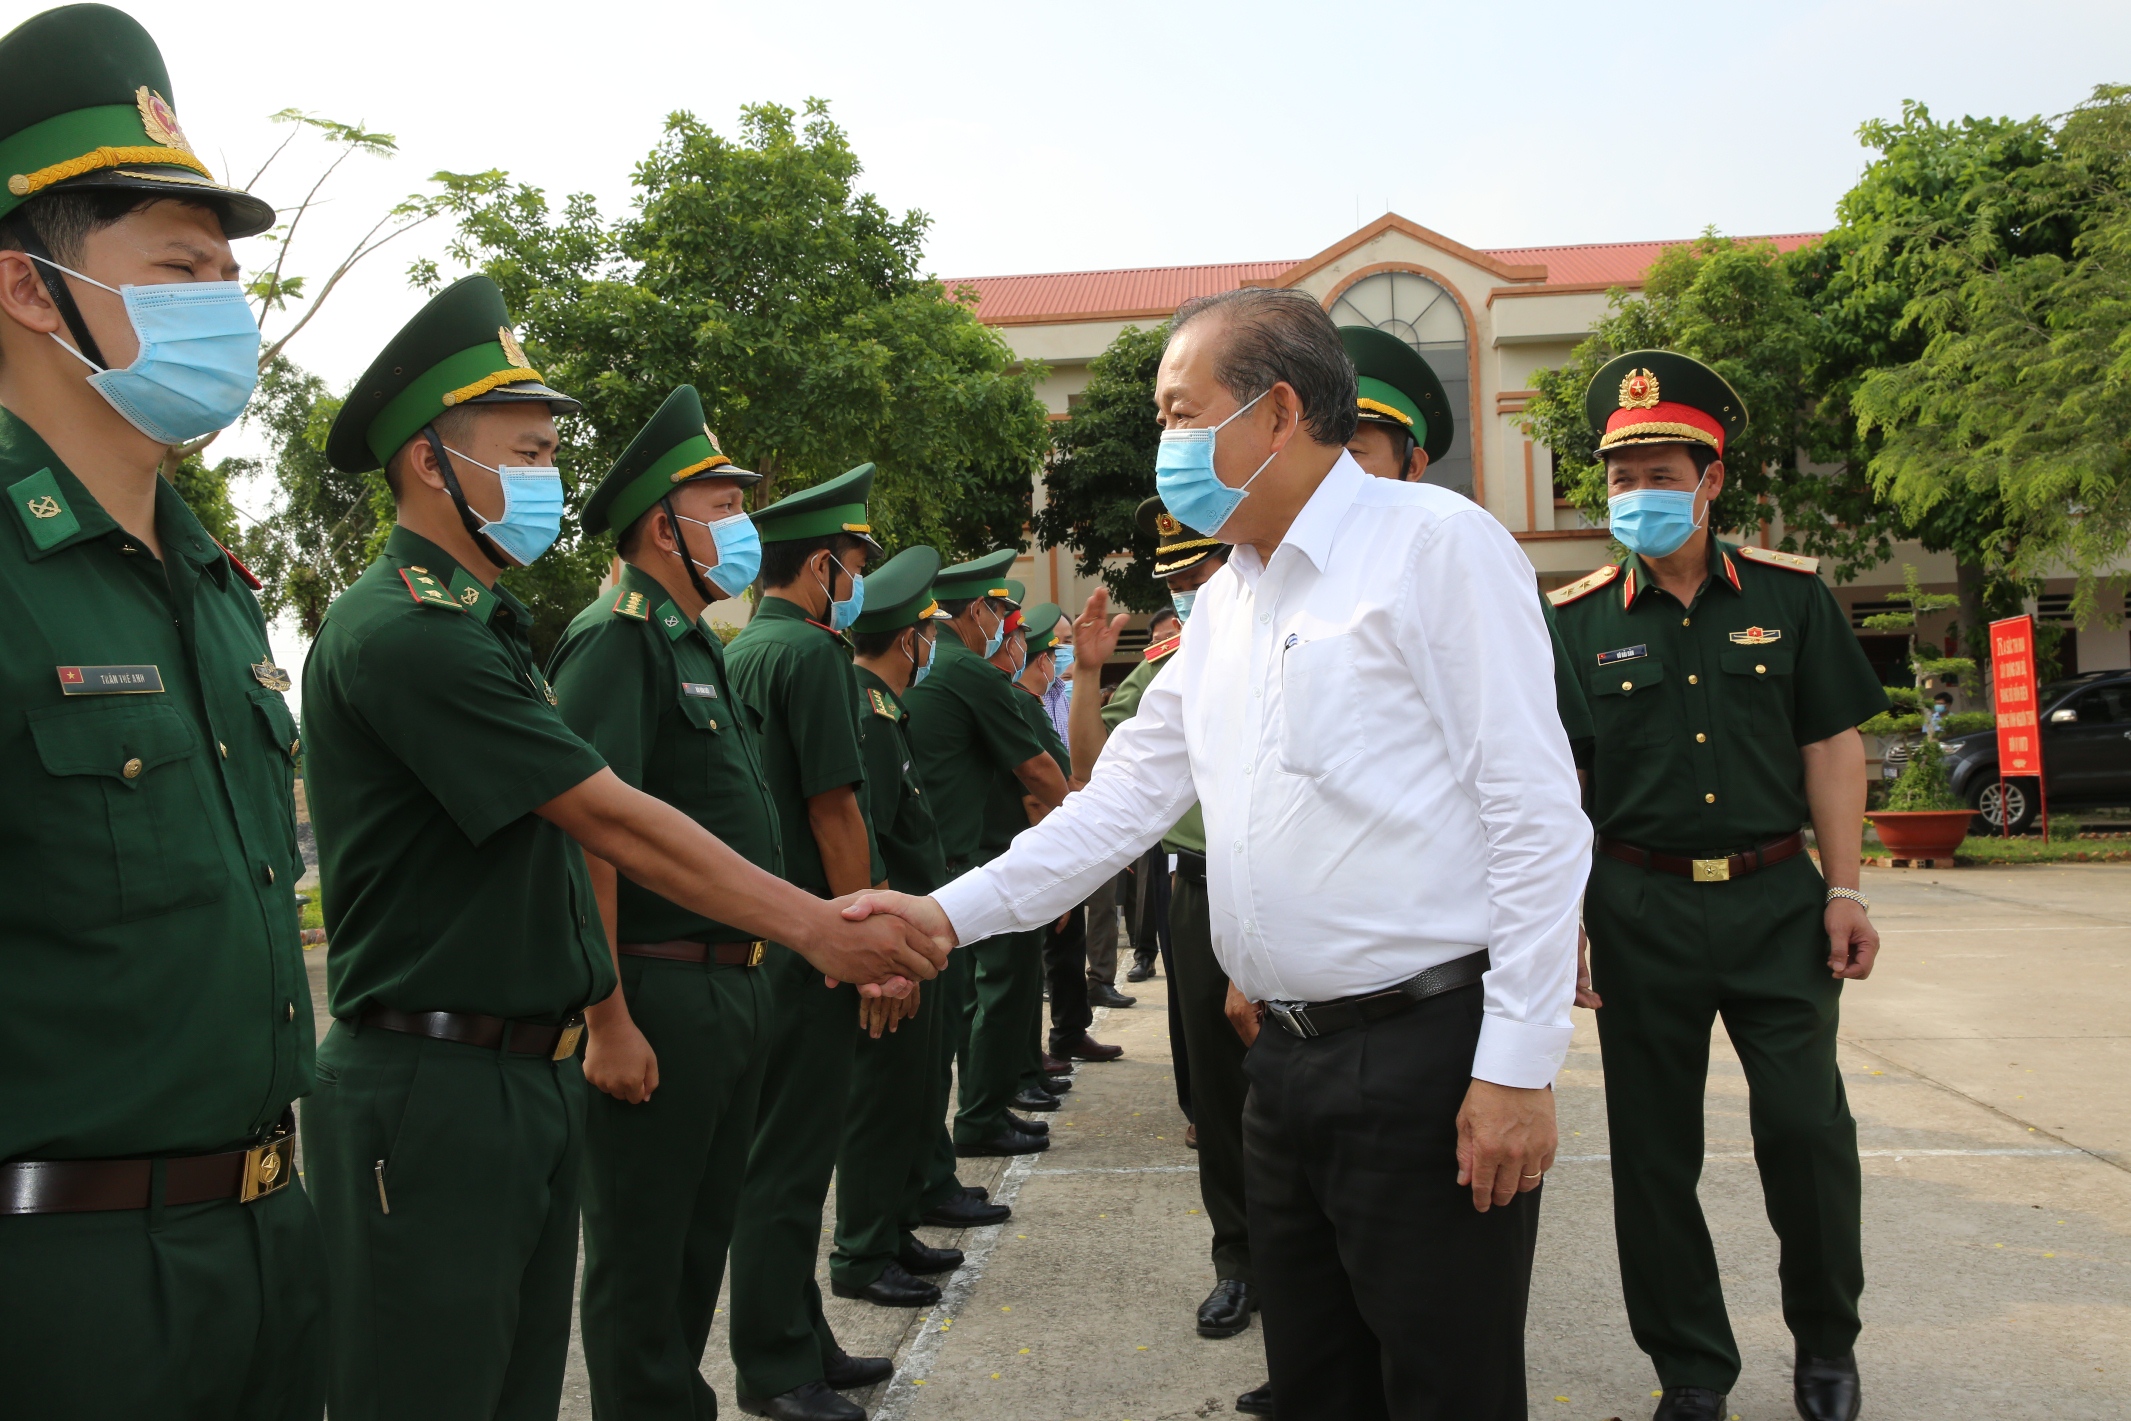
[57,664,165,694]
[1595,645,1648,666]
[682,682,719,699]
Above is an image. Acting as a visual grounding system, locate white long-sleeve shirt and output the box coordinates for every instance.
[933,453,1591,1088]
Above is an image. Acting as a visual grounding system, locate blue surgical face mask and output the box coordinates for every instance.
[677,511,761,598]
[981,604,1008,658]
[35,254,260,444]
[443,445,566,568]
[909,630,936,686]
[817,554,865,633]
[1607,473,1707,559]
[1171,590,1197,625]
[1154,388,1276,537]
[1053,642,1074,676]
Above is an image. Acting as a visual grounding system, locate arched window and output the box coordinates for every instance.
[1326,270,1473,497]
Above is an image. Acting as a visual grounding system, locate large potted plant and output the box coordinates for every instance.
[1862,568,1975,860]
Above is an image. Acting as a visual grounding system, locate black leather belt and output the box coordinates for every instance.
[1264,950,1490,1041]
[0,1109,296,1215]
[620,939,766,967]
[1596,830,1806,883]
[355,1007,585,1061]
[1174,848,1207,882]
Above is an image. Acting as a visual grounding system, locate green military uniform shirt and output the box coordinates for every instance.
[1,410,310,1158]
[904,632,1051,866]
[725,595,882,894]
[548,564,783,942]
[302,526,615,1021]
[855,666,949,895]
[1549,540,1888,855]
[982,682,1070,856]
[1103,638,1206,855]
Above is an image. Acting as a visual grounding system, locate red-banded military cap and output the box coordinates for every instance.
[1584,350,1748,457]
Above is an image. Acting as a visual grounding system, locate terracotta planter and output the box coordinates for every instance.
[1865,809,1973,861]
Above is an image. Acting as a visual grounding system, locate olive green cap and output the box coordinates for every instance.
[581,384,761,538]
[848,545,942,634]
[751,462,879,549]
[0,7,275,238]
[327,275,581,474]
[933,548,1021,602]
[1136,496,1225,578]
[1023,603,1065,655]
[1584,349,1748,457]
[1339,326,1453,464]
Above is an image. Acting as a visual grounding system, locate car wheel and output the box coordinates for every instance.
[1971,778,2038,835]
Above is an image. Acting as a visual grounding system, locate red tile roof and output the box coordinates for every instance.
[943,232,1823,325]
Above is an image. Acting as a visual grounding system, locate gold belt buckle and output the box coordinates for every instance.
[240,1131,295,1203]
[746,940,767,967]
[1691,857,1732,883]
[552,1016,586,1061]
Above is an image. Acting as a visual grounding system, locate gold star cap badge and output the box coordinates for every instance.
[498,326,531,369]
[135,87,193,155]
[1619,368,1661,410]
[1155,512,1182,537]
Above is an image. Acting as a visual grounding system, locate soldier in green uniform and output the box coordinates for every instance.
[829,545,970,1309]
[905,551,1070,1158]
[545,384,784,1420]
[0,9,321,1415]
[1548,351,1885,1421]
[301,282,939,1421]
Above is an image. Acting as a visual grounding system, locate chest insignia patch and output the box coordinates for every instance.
[868,688,900,720]
[1595,644,1648,666]
[1728,626,1783,646]
[682,682,719,699]
[57,664,165,694]
[250,659,293,692]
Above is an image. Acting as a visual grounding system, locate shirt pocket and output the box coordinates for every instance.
[1587,658,1670,748]
[1720,647,1795,735]
[1277,633,1364,778]
[27,699,226,929]
[248,688,303,878]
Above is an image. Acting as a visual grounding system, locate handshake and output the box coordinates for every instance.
[798,890,962,998]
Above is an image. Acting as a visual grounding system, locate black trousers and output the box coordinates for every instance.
[1244,984,1539,1421]
[1170,870,1250,1284]
[1044,905,1092,1045]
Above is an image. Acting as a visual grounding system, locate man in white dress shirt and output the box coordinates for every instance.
[850,288,1590,1420]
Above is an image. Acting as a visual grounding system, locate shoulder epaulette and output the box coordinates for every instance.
[867,687,899,720]
[1736,545,1820,575]
[1546,563,1621,608]
[1144,632,1182,662]
[398,565,460,610]
[610,587,652,620]
[214,538,263,590]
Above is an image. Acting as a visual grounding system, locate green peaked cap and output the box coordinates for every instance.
[581,384,760,538]
[933,547,1020,602]
[848,545,942,634]
[1583,349,1749,455]
[1022,602,1065,655]
[326,275,581,474]
[0,6,275,237]
[751,462,879,548]
[1339,325,1453,464]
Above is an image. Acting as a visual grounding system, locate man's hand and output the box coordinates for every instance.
[842,890,961,954]
[800,900,947,989]
[1455,1080,1557,1212]
[1072,587,1130,674]
[1826,897,1879,980]
[1224,980,1263,1047]
[583,1015,659,1104]
[859,981,920,1039]
[1574,925,1602,1009]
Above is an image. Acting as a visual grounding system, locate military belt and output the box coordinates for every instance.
[0,1108,296,1215]
[1595,830,1808,884]
[355,1006,585,1061]
[1264,950,1490,1041]
[619,939,767,967]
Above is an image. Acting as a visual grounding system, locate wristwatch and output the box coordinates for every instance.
[1825,886,1871,913]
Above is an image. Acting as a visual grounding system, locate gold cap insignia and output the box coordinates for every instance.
[136,88,193,155]
[1155,513,1182,537]
[1619,368,1661,410]
[26,494,61,519]
[704,425,724,454]
[498,326,531,369]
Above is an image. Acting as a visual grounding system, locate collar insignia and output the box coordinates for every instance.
[1144,632,1182,662]
[1729,626,1782,645]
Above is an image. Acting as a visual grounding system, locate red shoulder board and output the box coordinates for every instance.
[1144,632,1182,662]
[215,538,262,590]
[1545,563,1620,608]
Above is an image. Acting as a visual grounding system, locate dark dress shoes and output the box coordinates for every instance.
[920,1191,1011,1227]
[1004,1111,1050,1136]
[956,1126,1050,1157]
[737,1380,865,1420]
[830,1260,941,1309]
[1235,1381,1275,1415]
[1040,1051,1073,1075]
[1795,1349,1861,1421]
[1053,1031,1124,1062]
[1088,982,1138,1009]
[1651,1386,1727,1421]
[1196,1278,1257,1338]
[1011,1087,1061,1112]
[1125,956,1156,982]
[821,1347,893,1390]
[964,1184,990,1201]
[1043,1075,1073,1094]
[897,1236,964,1275]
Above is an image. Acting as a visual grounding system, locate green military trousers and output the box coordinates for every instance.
[954,926,1047,1144]
[1170,872,1254,1286]
[304,1020,585,1421]
[1585,851,1863,1394]
[581,956,773,1420]
[832,966,947,1288]
[913,934,977,1213]
[728,945,860,1399]
[1,1164,326,1420]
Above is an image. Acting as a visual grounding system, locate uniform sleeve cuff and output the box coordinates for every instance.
[1471,1016,1573,1090]
[933,867,1017,948]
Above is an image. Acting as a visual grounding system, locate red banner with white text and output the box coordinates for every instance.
[1989,615,2042,776]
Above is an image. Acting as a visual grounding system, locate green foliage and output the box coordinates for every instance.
[165,452,241,547]
[1032,324,1172,611]
[1942,710,1997,737]
[236,358,385,638]
[1883,743,1965,810]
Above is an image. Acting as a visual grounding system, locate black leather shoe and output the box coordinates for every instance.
[956,1126,1050,1157]
[1794,1349,1860,1421]
[964,1184,990,1201]
[897,1236,964,1274]
[830,1260,940,1309]
[821,1347,893,1391]
[920,1191,1011,1227]
[1651,1386,1727,1421]
[1235,1381,1275,1415]
[1004,1111,1050,1136]
[737,1380,865,1420]
[1089,982,1138,1009]
[1196,1278,1256,1338]
[1052,1031,1124,1062]
[1044,1075,1073,1094]
[1126,956,1156,982]
[1011,1087,1061,1112]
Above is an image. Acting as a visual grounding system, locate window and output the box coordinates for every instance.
[1325,271,1474,498]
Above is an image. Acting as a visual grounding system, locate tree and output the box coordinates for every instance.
[1032,323,1171,611]
[233,359,382,637]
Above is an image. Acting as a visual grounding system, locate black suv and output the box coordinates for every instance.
[1941,671,2131,833]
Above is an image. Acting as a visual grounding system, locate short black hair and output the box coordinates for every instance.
[381,406,481,502]
[1147,607,1180,635]
[1168,288,1359,447]
[759,533,865,590]
[0,189,168,266]
[851,625,914,659]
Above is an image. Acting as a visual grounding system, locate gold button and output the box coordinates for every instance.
[122,757,143,779]
[1704,792,1716,804]
[709,720,719,730]
[218,741,227,758]
[1696,732,1708,743]
[1688,674,1699,685]
[1621,680,1633,691]
[1755,663,1767,675]
[1682,617,1691,627]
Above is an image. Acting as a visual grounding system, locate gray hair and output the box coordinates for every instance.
[1168,288,1358,447]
